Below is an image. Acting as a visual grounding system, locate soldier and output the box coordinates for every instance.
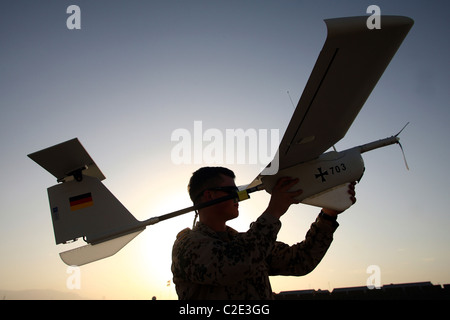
[171,167,356,299]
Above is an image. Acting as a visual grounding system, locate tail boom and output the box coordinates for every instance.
[358,136,400,154]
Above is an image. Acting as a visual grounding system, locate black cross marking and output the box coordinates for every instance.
[315,167,328,182]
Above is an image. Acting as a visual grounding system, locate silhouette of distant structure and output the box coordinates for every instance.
[275,281,450,300]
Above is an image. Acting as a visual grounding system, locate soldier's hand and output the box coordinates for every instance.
[265,177,303,219]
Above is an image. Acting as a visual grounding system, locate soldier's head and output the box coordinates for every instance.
[188,167,239,225]
[188,167,236,204]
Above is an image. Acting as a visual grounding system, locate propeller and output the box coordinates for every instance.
[395,122,410,170]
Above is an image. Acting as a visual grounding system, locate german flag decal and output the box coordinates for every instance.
[69,192,93,211]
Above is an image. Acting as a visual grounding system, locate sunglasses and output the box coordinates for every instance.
[207,186,239,195]
[194,186,239,203]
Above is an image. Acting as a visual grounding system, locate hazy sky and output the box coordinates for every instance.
[1,0,449,299]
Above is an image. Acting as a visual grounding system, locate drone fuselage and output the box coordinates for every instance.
[262,147,364,206]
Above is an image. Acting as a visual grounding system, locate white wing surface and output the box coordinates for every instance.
[276,16,413,171]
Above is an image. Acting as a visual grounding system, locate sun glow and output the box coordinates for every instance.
[128,187,193,300]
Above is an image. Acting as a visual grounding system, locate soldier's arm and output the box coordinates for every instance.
[172,212,281,286]
[267,212,338,276]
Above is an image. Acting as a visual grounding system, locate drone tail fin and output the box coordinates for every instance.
[29,139,144,265]
[47,175,143,246]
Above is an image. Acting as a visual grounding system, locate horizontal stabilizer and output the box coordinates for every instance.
[60,230,144,266]
[28,138,105,182]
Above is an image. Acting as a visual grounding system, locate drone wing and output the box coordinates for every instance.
[272,16,413,174]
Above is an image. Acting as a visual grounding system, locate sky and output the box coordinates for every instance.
[0,0,449,299]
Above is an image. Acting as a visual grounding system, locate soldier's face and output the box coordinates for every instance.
[209,175,239,221]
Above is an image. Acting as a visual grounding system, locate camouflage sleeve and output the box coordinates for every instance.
[268,213,338,276]
[172,212,281,286]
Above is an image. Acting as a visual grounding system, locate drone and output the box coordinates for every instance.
[28,16,413,266]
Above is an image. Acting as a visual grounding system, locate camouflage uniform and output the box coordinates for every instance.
[171,212,338,300]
